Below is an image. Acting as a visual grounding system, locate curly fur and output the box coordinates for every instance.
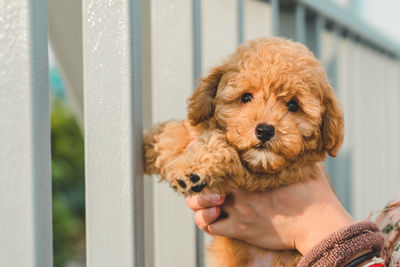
[143,38,344,267]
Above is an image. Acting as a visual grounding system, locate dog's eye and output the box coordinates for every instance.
[241,93,253,104]
[287,99,299,112]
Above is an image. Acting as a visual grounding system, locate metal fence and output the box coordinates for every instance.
[1,0,400,266]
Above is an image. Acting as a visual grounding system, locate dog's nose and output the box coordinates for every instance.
[255,124,275,142]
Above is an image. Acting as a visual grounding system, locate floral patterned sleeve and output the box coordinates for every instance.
[375,197,400,267]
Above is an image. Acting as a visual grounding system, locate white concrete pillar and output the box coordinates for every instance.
[0,0,53,266]
[82,0,144,266]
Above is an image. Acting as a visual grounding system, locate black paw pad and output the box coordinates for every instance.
[177,179,187,188]
[191,183,206,193]
[189,173,200,183]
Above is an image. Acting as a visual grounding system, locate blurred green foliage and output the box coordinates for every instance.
[51,99,85,266]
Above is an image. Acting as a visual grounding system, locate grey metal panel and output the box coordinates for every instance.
[329,34,353,213]
[386,59,400,201]
[314,16,325,59]
[359,47,381,217]
[0,0,53,266]
[83,0,144,266]
[271,0,280,36]
[349,42,396,219]
[351,39,363,219]
[295,3,306,43]
[304,13,324,59]
[296,0,400,57]
[278,6,296,39]
[344,36,358,215]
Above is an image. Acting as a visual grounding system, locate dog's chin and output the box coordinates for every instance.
[241,148,287,174]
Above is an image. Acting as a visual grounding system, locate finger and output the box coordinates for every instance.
[219,192,239,214]
[186,191,225,211]
[207,216,235,238]
[194,206,221,231]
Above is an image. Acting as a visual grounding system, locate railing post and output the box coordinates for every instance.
[192,1,204,266]
[295,3,306,44]
[237,0,244,44]
[193,0,202,88]
[314,15,325,59]
[82,0,144,266]
[0,0,53,266]
[271,0,280,36]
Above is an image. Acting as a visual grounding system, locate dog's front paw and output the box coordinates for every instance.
[187,173,207,193]
[168,172,207,195]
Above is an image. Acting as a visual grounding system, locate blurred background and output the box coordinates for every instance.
[48,0,400,266]
[49,54,85,266]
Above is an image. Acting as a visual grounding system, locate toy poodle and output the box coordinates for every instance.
[143,37,344,267]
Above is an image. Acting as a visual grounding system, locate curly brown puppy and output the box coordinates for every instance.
[143,37,343,267]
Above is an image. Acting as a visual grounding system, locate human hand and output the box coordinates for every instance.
[185,190,225,234]
[185,164,354,255]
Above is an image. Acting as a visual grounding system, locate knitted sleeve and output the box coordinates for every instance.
[297,220,384,267]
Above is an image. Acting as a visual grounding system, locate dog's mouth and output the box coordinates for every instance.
[241,143,288,174]
[254,143,265,150]
[254,142,270,150]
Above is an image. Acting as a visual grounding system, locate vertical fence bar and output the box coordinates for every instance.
[193,1,205,266]
[0,0,53,266]
[83,0,144,266]
[193,0,202,87]
[237,0,244,44]
[295,3,306,43]
[314,15,325,59]
[271,0,280,36]
[141,0,154,265]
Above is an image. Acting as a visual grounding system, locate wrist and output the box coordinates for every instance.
[296,202,354,255]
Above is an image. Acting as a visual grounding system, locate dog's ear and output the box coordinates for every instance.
[187,65,225,125]
[321,85,344,157]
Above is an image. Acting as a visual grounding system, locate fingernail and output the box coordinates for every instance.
[208,207,217,215]
[209,193,221,203]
